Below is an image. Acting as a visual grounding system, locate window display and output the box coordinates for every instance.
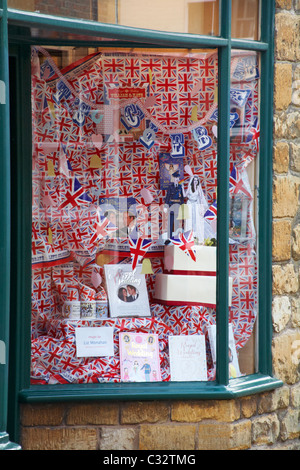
[31,46,259,384]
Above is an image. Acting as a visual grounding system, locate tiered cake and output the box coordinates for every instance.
[154,244,233,308]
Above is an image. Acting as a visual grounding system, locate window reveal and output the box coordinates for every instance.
[31,47,259,384]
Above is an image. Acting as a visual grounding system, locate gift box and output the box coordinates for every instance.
[164,244,216,275]
[154,273,233,308]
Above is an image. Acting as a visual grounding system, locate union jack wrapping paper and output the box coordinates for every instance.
[30,47,259,384]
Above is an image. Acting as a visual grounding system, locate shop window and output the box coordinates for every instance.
[2,1,282,404]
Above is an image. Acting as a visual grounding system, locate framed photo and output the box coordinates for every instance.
[104,264,151,318]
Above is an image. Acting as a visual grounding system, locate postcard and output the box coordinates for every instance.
[75,326,114,358]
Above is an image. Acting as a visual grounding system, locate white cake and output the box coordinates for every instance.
[154,273,233,307]
[164,244,216,274]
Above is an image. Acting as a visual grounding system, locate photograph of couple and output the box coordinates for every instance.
[118,285,139,303]
[105,264,151,318]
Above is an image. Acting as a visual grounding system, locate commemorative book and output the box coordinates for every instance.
[104,264,151,318]
[119,332,161,382]
[169,334,208,381]
[207,323,241,378]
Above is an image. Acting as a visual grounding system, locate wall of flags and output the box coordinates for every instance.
[30,46,260,384]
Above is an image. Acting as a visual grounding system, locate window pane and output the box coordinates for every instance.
[228,50,260,377]
[231,0,260,40]
[9,0,220,36]
[30,45,260,386]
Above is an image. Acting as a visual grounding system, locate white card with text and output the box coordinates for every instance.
[75,327,114,358]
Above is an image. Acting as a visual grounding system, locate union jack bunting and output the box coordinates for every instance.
[57,177,92,211]
[246,117,260,151]
[90,213,118,243]
[129,236,153,272]
[171,230,196,261]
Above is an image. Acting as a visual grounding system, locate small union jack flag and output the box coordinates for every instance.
[90,214,117,244]
[171,230,196,262]
[57,177,92,210]
[128,236,153,271]
[229,166,252,199]
[246,117,260,151]
[204,201,217,220]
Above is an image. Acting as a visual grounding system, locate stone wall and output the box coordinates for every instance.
[19,1,300,450]
[272,0,300,408]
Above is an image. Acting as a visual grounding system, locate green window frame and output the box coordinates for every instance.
[0,0,282,445]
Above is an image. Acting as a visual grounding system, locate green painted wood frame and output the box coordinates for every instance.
[0,0,282,445]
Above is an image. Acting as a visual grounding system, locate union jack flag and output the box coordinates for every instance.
[246,117,260,151]
[90,214,118,243]
[229,166,252,198]
[57,177,92,210]
[204,201,217,220]
[171,230,196,261]
[128,236,153,271]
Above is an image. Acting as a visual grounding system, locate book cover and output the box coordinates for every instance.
[207,323,241,378]
[229,194,250,240]
[119,332,161,382]
[104,264,151,318]
[169,335,208,381]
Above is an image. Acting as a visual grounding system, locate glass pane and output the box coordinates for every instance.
[228,50,260,378]
[9,0,220,36]
[30,44,260,386]
[204,51,260,381]
[231,0,260,40]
